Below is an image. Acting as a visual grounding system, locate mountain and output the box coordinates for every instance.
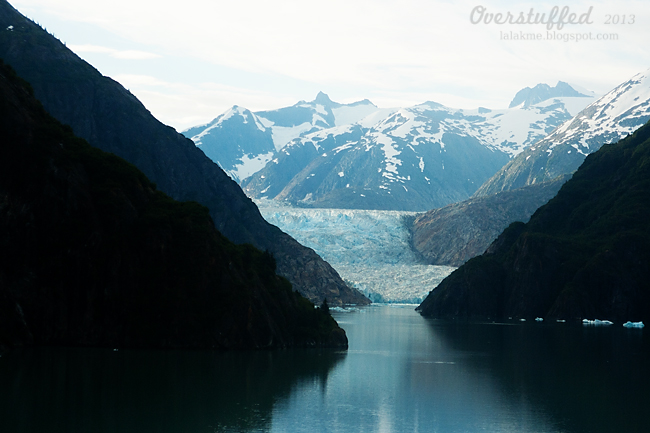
[241,90,596,211]
[475,69,650,197]
[408,176,569,266]
[509,81,592,108]
[182,106,276,183]
[0,1,368,307]
[182,92,385,182]
[417,120,650,322]
[0,59,347,349]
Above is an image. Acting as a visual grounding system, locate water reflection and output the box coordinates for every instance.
[272,306,649,433]
[425,320,650,433]
[0,346,345,432]
[2,307,648,433]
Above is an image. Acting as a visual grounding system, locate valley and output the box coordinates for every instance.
[1,1,649,432]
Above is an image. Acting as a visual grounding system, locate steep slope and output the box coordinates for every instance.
[476,69,650,196]
[243,91,594,211]
[417,121,650,322]
[0,60,347,349]
[409,176,569,266]
[0,1,368,306]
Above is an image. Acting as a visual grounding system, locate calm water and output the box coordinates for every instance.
[1,305,649,432]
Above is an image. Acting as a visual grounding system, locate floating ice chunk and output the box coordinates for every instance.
[623,321,645,328]
[556,319,566,323]
[582,319,614,325]
[519,318,526,322]
[535,317,543,322]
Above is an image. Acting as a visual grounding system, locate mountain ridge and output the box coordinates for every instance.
[0,59,348,349]
[238,91,595,211]
[0,0,369,307]
[475,69,650,197]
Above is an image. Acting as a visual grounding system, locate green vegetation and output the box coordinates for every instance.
[418,122,650,322]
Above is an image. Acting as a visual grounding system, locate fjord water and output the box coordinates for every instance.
[2,305,648,432]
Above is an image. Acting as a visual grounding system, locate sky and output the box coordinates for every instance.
[9,0,650,131]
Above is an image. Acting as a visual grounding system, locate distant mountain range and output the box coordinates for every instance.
[417,118,650,322]
[476,69,650,197]
[0,0,369,307]
[409,69,650,268]
[186,85,597,211]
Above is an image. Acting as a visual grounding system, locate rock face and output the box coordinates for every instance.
[417,120,650,322]
[0,60,348,350]
[409,176,568,266]
[476,69,650,197]
[0,1,368,307]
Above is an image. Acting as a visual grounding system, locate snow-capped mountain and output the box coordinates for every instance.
[509,81,593,108]
[475,69,650,197]
[242,86,597,211]
[182,106,276,182]
[182,92,385,182]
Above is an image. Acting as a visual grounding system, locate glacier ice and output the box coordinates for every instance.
[255,199,455,303]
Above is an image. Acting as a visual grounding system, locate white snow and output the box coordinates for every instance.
[268,122,314,151]
[314,104,327,115]
[370,132,402,176]
[332,103,382,126]
[228,151,274,182]
[356,108,400,128]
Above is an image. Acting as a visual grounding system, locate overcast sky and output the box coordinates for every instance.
[10,0,650,131]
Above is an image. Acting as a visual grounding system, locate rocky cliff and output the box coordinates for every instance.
[409,176,568,266]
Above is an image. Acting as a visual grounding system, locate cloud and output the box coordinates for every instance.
[68,44,161,60]
[111,74,301,130]
[15,0,650,129]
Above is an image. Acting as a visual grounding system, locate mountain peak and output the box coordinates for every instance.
[314,91,334,104]
[509,81,590,108]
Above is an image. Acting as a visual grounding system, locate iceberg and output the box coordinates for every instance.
[582,319,614,326]
[623,321,645,328]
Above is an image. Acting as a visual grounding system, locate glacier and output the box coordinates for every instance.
[255,199,455,304]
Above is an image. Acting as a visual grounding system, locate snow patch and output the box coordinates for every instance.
[228,151,274,182]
